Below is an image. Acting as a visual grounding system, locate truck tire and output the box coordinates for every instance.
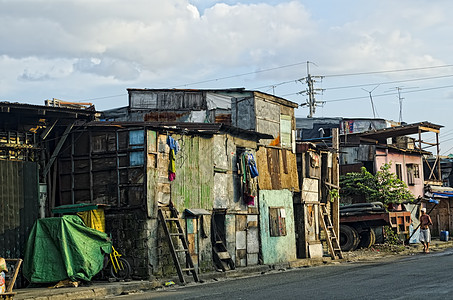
[357,229,376,249]
[340,225,360,251]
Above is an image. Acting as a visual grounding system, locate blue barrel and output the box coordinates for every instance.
[440,230,449,241]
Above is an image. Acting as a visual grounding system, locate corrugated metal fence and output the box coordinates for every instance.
[0,160,39,260]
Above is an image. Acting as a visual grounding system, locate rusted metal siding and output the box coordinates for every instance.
[213,134,241,210]
[0,161,39,259]
[130,90,206,111]
[214,113,232,125]
[256,146,299,192]
[255,97,280,140]
[231,97,255,131]
[144,111,191,122]
[231,93,296,147]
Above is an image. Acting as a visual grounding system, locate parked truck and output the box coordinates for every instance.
[339,202,412,251]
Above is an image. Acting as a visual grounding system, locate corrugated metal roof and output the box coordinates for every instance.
[351,122,443,140]
[85,121,273,140]
[0,101,98,118]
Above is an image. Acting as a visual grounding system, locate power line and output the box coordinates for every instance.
[74,93,127,102]
[441,144,453,156]
[324,64,453,78]
[69,63,453,105]
[256,73,453,97]
[171,61,309,88]
[324,74,453,91]
[323,83,453,103]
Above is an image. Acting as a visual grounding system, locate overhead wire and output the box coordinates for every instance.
[323,64,453,78]
[170,61,308,88]
[68,63,453,104]
[323,74,453,91]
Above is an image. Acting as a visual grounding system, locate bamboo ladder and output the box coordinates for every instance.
[319,203,343,259]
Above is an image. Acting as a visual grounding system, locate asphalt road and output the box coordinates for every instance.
[117,249,453,300]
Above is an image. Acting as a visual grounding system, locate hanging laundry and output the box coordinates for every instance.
[167,135,177,181]
[247,153,259,178]
[241,152,258,206]
[167,136,179,154]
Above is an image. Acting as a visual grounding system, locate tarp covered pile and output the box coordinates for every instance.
[23,215,112,283]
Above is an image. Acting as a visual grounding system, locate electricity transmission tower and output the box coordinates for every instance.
[299,61,324,118]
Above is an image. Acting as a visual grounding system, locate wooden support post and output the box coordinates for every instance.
[116,130,121,207]
[43,123,74,177]
[436,132,441,183]
[88,131,93,202]
[332,128,340,239]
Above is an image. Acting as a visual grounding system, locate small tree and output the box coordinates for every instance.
[340,163,414,205]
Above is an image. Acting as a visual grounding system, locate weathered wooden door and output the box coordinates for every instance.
[235,214,259,266]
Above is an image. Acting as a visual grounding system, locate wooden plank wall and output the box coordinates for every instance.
[428,199,453,236]
[170,135,214,212]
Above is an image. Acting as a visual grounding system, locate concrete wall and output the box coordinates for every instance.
[259,189,297,264]
[106,210,152,279]
[375,148,424,198]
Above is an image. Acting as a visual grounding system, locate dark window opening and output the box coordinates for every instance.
[395,164,403,180]
[269,207,287,237]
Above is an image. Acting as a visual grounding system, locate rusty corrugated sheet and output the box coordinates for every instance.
[144,111,190,122]
[267,148,281,189]
[256,147,299,191]
[340,163,363,175]
[214,114,231,125]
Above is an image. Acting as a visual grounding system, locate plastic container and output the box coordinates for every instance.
[440,230,449,241]
[0,271,5,294]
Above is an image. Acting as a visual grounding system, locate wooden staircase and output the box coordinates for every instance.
[212,232,235,272]
[319,203,343,260]
[158,205,199,284]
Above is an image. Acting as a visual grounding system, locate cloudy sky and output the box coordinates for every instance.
[2,0,453,154]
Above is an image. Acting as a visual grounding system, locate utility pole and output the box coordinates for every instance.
[362,84,379,119]
[391,86,417,123]
[396,86,404,123]
[299,61,324,118]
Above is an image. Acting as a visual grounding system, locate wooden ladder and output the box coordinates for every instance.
[212,232,235,272]
[319,204,343,260]
[158,205,199,284]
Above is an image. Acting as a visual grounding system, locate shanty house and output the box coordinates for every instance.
[0,101,96,285]
[339,122,442,200]
[103,88,301,266]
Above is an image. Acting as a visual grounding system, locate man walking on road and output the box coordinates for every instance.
[419,207,433,253]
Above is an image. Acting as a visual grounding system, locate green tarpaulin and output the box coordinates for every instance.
[23,215,112,283]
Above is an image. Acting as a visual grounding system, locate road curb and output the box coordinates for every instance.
[14,241,453,299]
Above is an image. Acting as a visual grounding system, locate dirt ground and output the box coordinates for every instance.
[342,238,453,262]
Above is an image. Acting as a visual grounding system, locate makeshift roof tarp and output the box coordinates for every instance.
[23,215,112,283]
[427,185,453,198]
